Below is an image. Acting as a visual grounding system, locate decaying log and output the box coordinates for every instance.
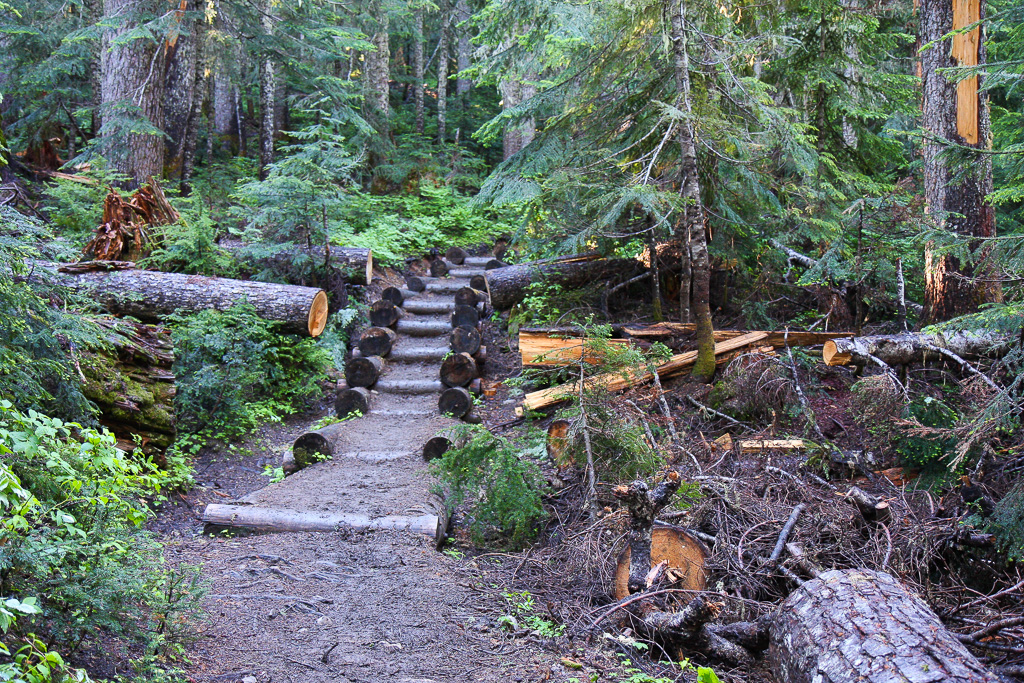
[440,352,478,388]
[438,387,472,418]
[39,263,329,336]
[288,421,348,472]
[81,318,176,460]
[82,181,178,262]
[223,244,373,285]
[445,247,468,265]
[358,326,397,357]
[369,300,403,327]
[201,504,439,537]
[770,569,999,683]
[423,436,452,462]
[450,325,481,355]
[335,387,371,419]
[484,257,644,309]
[518,332,769,414]
[822,331,1010,367]
[451,304,480,329]
[345,355,383,388]
[430,259,449,277]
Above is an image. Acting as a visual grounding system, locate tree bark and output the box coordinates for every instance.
[822,331,1010,367]
[40,263,329,336]
[164,0,199,179]
[257,0,276,180]
[436,0,451,144]
[180,7,210,191]
[669,0,715,382]
[202,504,439,536]
[101,0,166,185]
[770,569,998,683]
[455,0,472,96]
[920,0,998,323]
[413,5,425,135]
[365,0,391,138]
[484,258,644,309]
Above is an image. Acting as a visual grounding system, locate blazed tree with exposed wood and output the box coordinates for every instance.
[920,0,1000,322]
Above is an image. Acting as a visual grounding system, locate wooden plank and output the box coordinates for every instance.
[518,331,769,414]
[520,332,630,366]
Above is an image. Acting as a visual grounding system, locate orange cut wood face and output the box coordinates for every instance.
[613,526,708,600]
[546,419,573,469]
[952,0,980,144]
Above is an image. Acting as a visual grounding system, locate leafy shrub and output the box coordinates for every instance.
[0,402,203,675]
[141,198,238,277]
[42,161,130,242]
[169,303,331,452]
[430,425,548,548]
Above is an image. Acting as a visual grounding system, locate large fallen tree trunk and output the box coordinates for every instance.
[517,332,769,414]
[822,331,1011,367]
[222,243,373,285]
[38,263,329,336]
[770,568,998,683]
[81,318,176,462]
[485,256,644,309]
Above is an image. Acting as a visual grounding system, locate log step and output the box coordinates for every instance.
[374,409,436,417]
[462,256,495,267]
[426,280,474,294]
[447,267,486,278]
[201,504,438,537]
[403,300,456,315]
[395,319,451,336]
[389,346,449,362]
[374,378,445,394]
[332,450,415,462]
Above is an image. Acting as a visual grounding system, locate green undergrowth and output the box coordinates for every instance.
[430,424,548,548]
[0,402,205,682]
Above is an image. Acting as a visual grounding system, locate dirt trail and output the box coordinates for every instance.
[167,262,572,683]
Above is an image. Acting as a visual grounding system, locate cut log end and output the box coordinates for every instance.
[336,387,371,418]
[822,339,851,366]
[613,526,708,600]
[469,274,487,291]
[292,432,331,470]
[406,275,426,292]
[369,300,402,328]
[423,436,452,461]
[450,325,481,355]
[430,260,449,278]
[439,386,473,418]
[451,304,480,330]
[445,247,467,265]
[345,355,383,388]
[440,352,479,388]
[358,326,397,357]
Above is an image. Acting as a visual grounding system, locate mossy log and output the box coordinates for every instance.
[81,318,176,461]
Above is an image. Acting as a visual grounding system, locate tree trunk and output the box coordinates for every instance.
[770,569,998,683]
[669,0,715,382]
[40,263,329,336]
[101,0,166,185]
[257,0,276,180]
[180,8,210,191]
[365,0,391,138]
[413,6,425,135]
[164,0,199,179]
[436,0,451,144]
[920,0,998,323]
[455,0,472,96]
[81,318,176,461]
[484,257,644,309]
[822,331,1010,367]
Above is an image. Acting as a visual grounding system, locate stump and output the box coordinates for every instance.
[770,569,998,683]
[358,326,397,357]
[547,419,572,468]
[438,386,473,418]
[345,355,383,388]
[335,387,371,418]
[613,526,708,600]
[369,300,402,327]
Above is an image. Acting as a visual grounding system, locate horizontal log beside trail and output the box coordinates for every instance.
[223,244,373,285]
[201,504,440,537]
[484,255,642,309]
[430,259,449,277]
[445,247,468,265]
[439,386,472,418]
[822,331,1011,367]
[770,568,998,683]
[38,262,330,336]
[517,332,769,414]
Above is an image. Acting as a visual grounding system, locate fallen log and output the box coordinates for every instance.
[40,263,329,336]
[81,318,176,460]
[445,247,468,265]
[369,300,402,327]
[450,325,481,355]
[335,387,371,419]
[345,355,383,388]
[357,326,397,357]
[201,504,438,537]
[484,257,644,309]
[288,421,348,472]
[738,439,805,452]
[423,436,452,461]
[223,244,373,285]
[770,568,999,683]
[440,352,478,388]
[451,304,480,329]
[520,332,630,367]
[822,331,1010,367]
[518,332,769,414]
